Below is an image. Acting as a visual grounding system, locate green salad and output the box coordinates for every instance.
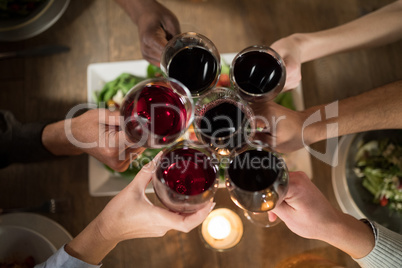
[95,60,295,179]
[354,138,402,214]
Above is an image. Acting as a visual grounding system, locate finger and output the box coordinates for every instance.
[130,152,163,191]
[161,15,180,39]
[179,202,216,232]
[142,28,167,62]
[268,211,278,222]
[157,202,216,233]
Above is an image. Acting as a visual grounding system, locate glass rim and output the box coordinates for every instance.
[154,140,220,198]
[160,32,222,98]
[121,77,195,147]
[194,87,255,141]
[230,45,286,98]
[225,143,288,194]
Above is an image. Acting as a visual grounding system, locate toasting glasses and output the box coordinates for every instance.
[230,45,286,103]
[152,141,220,214]
[225,143,289,227]
[120,77,194,148]
[193,87,255,158]
[161,32,221,97]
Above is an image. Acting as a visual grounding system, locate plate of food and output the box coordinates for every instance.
[87,53,312,196]
[332,129,402,233]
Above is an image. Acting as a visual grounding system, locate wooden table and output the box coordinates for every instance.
[1,0,401,267]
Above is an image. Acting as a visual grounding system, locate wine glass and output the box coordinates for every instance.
[152,140,220,214]
[160,32,221,97]
[120,77,194,148]
[230,45,286,103]
[225,143,289,227]
[193,87,255,158]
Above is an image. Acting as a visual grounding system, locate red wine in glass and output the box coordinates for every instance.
[161,32,221,97]
[161,147,217,195]
[153,141,219,213]
[168,46,219,96]
[228,150,280,193]
[194,87,255,157]
[225,145,289,227]
[120,78,194,148]
[230,46,286,102]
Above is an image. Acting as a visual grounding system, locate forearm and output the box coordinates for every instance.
[65,216,118,266]
[319,213,375,259]
[114,0,156,23]
[42,119,82,156]
[305,80,402,144]
[297,0,402,63]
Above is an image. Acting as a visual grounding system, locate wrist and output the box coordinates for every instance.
[42,120,82,156]
[321,213,375,259]
[115,0,157,23]
[66,217,118,265]
[301,105,327,146]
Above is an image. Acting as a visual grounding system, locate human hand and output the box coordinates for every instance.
[270,172,375,259]
[269,172,340,240]
[42,109,144,172]
[95,152,215,242]
[116,0,180,66]
[270,34,303,91]
[65,154,214,265]
[251,101,311,153]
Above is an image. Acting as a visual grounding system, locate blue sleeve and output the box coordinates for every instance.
[34,245,102,268]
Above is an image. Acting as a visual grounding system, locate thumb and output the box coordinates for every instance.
[130,151,163,192]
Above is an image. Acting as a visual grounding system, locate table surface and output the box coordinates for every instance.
[1,0,401,267]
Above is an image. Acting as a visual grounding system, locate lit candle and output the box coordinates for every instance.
[207,215,231,240]
[201,208,243,251]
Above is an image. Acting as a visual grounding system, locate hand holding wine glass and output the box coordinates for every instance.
[161,32,221,97]
[152,141,219,214]
[230,45,286,102]
[114,0,180,66]
[225,143,289,227]
[64,153,215,266]
[120,77,194,148]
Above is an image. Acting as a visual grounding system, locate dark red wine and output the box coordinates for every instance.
[198,99,249,149]
[168,46,218,95]
[160,148,217,195]
[122,84,187,143]
[228,150,280,191]
[200,100,245,137]
[233,51,282,94]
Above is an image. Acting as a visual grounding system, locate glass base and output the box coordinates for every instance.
[243,210,281,228]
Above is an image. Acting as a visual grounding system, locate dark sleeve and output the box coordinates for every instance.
[0,110,56,168]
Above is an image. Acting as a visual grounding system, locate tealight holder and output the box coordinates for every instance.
[200,208,243,251]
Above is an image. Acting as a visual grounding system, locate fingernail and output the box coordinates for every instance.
[209,202,216,213]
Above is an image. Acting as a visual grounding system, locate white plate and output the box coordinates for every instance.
[0,213,72,250]
[0,225,57,265]
[87,53,313,196]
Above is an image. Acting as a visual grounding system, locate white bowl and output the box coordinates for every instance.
[0,225,57,265]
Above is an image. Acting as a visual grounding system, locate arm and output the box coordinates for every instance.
[271,172,371,259]
[0,110,54,168]
[252,80,402,153]
[271,0,402,90]
[42,109,144,172]
[114,0,180,65]
[59,154,213,265]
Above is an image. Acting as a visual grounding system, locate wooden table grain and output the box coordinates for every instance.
[1,0,401,267]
